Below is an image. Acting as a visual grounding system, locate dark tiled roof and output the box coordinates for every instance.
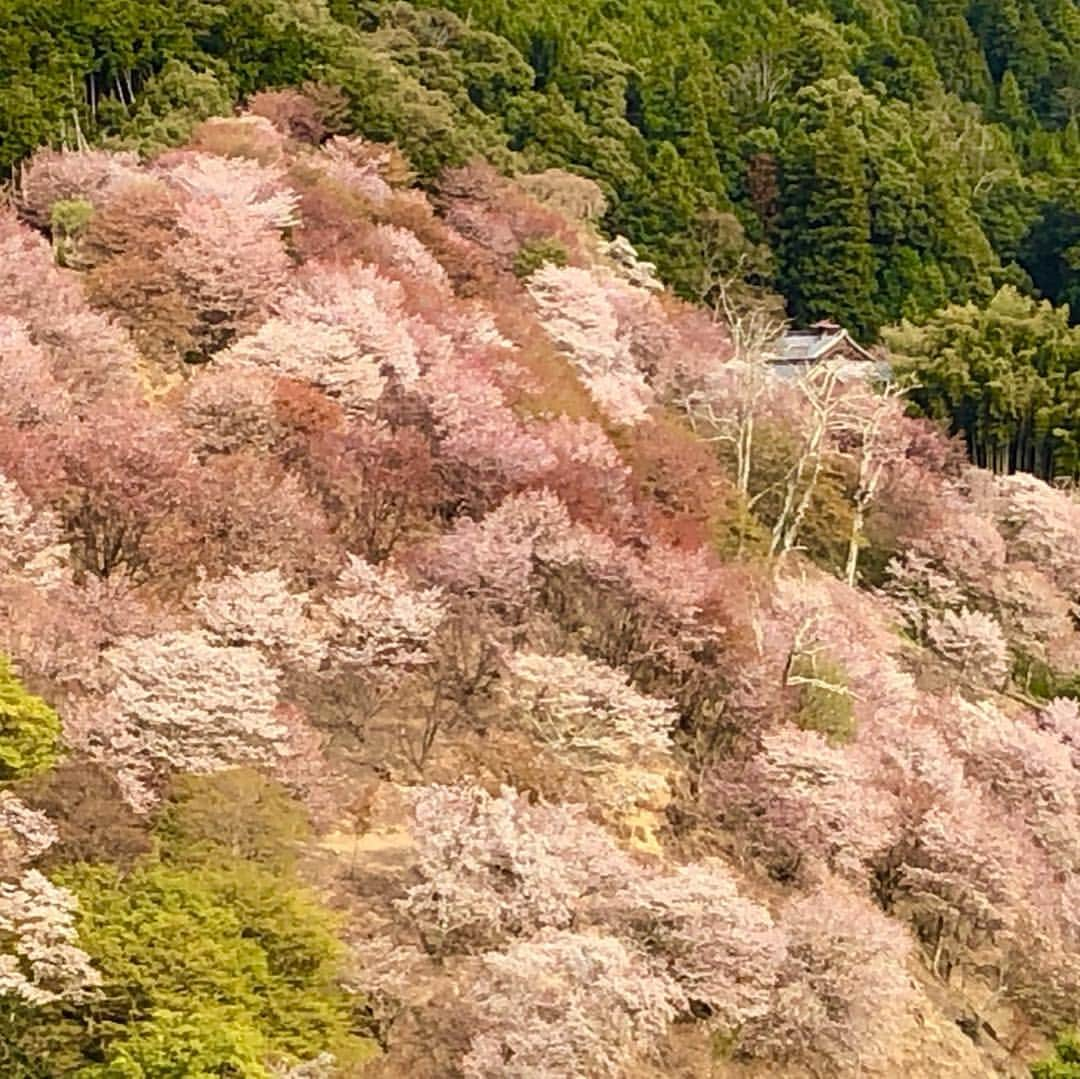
[769,327,877,365]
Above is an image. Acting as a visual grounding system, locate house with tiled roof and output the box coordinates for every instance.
[767,321,889,381]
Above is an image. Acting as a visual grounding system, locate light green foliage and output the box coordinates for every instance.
[155,769,310,870]
[0,655,61,781]
[886,285,1080,479]
[54,860,374,1075]
[0,772,376,1076]
[1032,1030,1080,1078]
[789,652,856,744]
[50,197,94,236]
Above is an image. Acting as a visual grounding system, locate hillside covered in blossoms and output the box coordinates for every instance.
[1,94,1079,1077]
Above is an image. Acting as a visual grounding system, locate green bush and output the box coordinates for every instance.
[789,652,856,744]
[512,236,569,278]
[51,859,376,1076]
[1031,1030,1080,1078]
[0,655,61,781]
[1,773,376,1076]
[155,769,309,870]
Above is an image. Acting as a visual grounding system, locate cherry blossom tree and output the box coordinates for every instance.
[595,861,786,1028]
[993,472,1080,602]
[325,556,446,676]
[945,697,1080,869]
[194,567,323,670]
[499,651,676,770]
[24,405,200,584]
[195,453,339,585]
[710,728,898,882]
[401,783,633,952]
[217,317,385,417]
[0,870,101,1006]
[364,224,450,291]
[0,211,140,405]
[0,472,67,585]
[419,346,555,509]
[269,263,420,387]
[301,420,438,563]
[163,186,293,353]
[0,793,58,870]
[68,630,288,811]
[527,264,655,425]
[16,147,141,227]
[179,368,283,457]
[461,929,681,1079]
[0,316,70,428]
[925,607,1010,687]
[741,881,915,1072]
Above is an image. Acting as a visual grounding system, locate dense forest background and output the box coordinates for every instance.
[3,0,1080,340]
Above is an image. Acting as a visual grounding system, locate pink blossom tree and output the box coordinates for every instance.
[23,405,200,584]
[740,880,914,1072]
[0,869,101,1006]
[325,556,446,676]
[401,784,633,952]
[179,367,283,457]
[527,264,655,425]
[710,727,898,882]
[462,929,682,1079]
[0,793,59,870]
[16,147,142,227]
[163,192,292,353]
[595,861,786,1028]
[925,607,1010,687]
[194,567,323,670]
[0,472,67,585]
[270,263,420,387]
[993,472,1080,602]
[0,316,70,428]
[69,630,288,811]
[499,651,675,770]
[217,316,386,417]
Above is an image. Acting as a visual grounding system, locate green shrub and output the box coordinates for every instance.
[51,859,376,1076]
[1031,1030,1080,1078]
[0,655,61,781]
[155,769,309,870]
[513,236,569,278]
[789,652,856,744]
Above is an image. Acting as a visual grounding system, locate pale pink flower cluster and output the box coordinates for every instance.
[527,264,654,425]
[326,556,446,677]
[0,870,101,1006]
[17,147,142,226]
[402,784,634,949]
[0,793,58,864]
[318,136,394,204]
[195,567,323,669]
[463,928,682,1079]
[501,651,676,767]
[162,151,299,228]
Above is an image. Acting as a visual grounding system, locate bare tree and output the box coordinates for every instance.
[831,378,909,585]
